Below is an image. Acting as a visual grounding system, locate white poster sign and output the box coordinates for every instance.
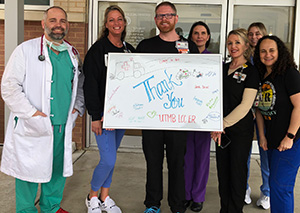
[103,53,223,131]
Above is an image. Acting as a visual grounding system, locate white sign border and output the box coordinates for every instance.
[103,53,223,132]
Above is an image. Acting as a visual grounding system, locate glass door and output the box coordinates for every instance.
[226,0,298,64]
[171,0,228,55]
[87,0,228,147]
[89,0,158,48]
[87,0,299,147]
[87,0,158,147]
[226,0,297,153]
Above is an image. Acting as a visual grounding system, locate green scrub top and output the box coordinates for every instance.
[48,47,74,125]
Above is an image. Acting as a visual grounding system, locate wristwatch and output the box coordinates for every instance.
[286,132,295,139]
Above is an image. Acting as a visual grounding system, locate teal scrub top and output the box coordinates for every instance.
[48,47,74,125]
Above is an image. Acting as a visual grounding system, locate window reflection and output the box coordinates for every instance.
[98,2,156,48]
[175,4,222,53]
[0,0,50,5]
[234,6,294,51]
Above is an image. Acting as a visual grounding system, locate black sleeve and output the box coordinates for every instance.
[245,63,260,90]
[136,40,145,53]
[83,41,105,121]
[188,40,200,53]
[285,68,300,96]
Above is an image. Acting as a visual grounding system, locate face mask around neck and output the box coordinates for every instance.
[45,37,69,52]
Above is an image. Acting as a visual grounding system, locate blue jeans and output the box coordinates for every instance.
[246,122,270,197]
[268,138,300,213]
[90,129,125,191]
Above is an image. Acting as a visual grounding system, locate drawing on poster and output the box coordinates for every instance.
[103,53,223,131]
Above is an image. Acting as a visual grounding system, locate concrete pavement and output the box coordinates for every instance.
[1,147,300,212]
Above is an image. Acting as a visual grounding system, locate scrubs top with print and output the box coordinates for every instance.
[258,68,300,149]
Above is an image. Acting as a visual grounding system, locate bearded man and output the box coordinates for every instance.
[1,6,84,213]
[136,2,199,213]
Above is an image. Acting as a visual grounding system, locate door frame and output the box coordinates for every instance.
[87,0,299,147]
[87,0,229,147]
[168,0,228,58]
[227,0,299,65]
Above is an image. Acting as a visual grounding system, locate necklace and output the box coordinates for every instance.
[108,35,123,48]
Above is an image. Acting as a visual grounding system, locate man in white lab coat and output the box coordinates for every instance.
[0,6,84,213]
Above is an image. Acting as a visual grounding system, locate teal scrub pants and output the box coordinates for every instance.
[15,125,66,213]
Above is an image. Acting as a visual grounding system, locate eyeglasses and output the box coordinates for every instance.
[155,13,176,20]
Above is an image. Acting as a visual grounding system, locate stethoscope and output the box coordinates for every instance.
[38,35,79,61]
[38,35,46,61]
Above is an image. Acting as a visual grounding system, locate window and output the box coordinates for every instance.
[175,4,222,54]
[0,0,50,5]
[234,5,295,51]
[98,2,156,48]
[0,0,52,10]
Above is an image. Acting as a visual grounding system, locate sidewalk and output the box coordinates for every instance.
[1,147,300,212]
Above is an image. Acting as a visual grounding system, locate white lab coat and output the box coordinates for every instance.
[0,36,85,183]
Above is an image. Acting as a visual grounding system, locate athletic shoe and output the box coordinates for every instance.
[56,208,69,213]
[184,200,191,208]
[144,206,161,213]
[86,195,102,213]
[100,196,122,213]
[256,192,270,210]
[190,201,203,212]
[244,187,252,204]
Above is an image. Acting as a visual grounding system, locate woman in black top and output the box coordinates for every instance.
[83,5,135,213]
[211,28,259,213]
[254,35,300,213]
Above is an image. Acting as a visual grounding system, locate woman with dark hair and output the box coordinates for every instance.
[211,28,260,213]
[184,21,211,212]
[254,35,300,213]
[83,5,135,213]
[188,21,211,54]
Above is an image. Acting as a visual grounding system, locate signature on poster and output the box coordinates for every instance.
[202,111,221,124]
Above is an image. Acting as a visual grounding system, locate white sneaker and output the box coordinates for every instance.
[244,187,252,204]
[86,195,102,213]
[100,196,122,213]
[256,192,270,210]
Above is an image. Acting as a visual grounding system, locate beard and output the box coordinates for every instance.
[44,24,68,41]
[157,19,176,33]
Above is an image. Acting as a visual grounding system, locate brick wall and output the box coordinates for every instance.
[55,0,87,13]
[0,20,88,149]
[64,21,88,150]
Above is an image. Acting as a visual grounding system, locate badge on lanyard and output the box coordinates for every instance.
[104,54,108,67]
[123,41,131,53]
[233,64,247,83]
[176,40,189,54]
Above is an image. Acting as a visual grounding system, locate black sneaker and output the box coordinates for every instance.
[184,200,191,208]
[190,201,203,212]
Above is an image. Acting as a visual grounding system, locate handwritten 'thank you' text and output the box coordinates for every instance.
[133,69,184,109]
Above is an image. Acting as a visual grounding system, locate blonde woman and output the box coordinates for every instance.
[244,22,270,209]
[83,5,135,213]
[211,28,259,212]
